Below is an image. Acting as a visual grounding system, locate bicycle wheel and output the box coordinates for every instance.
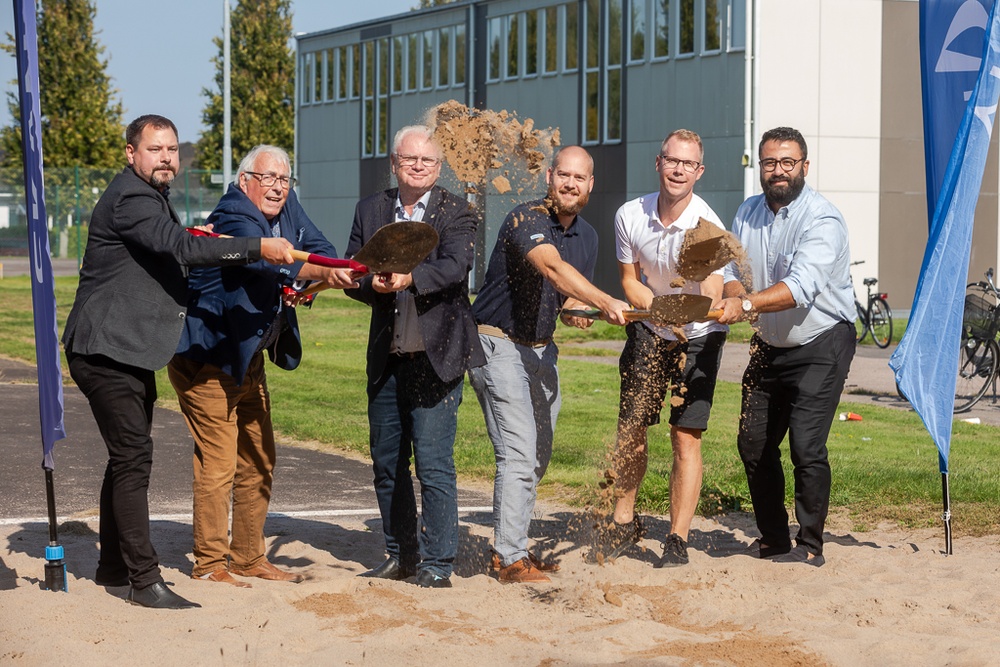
[954,336,999,413]
[869,298,893,348]
[854,301,868,344]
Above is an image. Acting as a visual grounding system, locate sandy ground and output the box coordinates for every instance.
[2,501,998,667]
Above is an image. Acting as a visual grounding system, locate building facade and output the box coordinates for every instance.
[295,0,999,306]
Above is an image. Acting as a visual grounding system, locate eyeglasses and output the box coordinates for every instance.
[658,155,701,173]
[758,157,805,172]
[395,153,441,168]
[244,171,296,188]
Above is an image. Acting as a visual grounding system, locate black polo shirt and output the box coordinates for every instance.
[472,199,598,343]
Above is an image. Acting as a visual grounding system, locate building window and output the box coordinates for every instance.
[729,0,745,51]
[300,52,312,105]
[606,0,623,142]
[653,0,669,59]
[406,34,418,91]
[583,0,600,144]
[377,38,388,155]
[543,5,558,74]
[314,50,324,102]
[438,26,451,88]
[703,0,721,53]
[362,39,389,158]
[506,14,520,79]
[565,3,578,72]
[335,47,346,100]
[526,10,539,77]
[679,0,694,56]
[351,44,361,99]
[324,49,335,101]
[488,17,502,82]
[455,24,467,85]
[629,0,646,64]
[422,30,434,89]
[363,42,374,156]
[392,36,405,94]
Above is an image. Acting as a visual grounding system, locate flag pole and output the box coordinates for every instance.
[941,472,953,555]
[43,469,67,591]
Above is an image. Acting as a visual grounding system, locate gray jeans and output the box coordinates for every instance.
[468,333,561,567]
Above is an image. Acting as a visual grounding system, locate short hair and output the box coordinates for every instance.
[551,145,594,175]
[661,129,704,161]
[759,127,808,159]
[236,145,291,181]
[125,115,177,148]
[391,125,439,156]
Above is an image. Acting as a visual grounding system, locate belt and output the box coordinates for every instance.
[390,350,424,360]
[477,324,551,349]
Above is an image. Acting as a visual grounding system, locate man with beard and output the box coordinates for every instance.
[469,145,630,584]
[62,115,294,608]
[716,127,856,567]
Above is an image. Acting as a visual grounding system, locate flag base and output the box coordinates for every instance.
[43,544,67,592]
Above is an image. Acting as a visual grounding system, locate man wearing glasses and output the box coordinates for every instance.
[169,145,356,587]
[599,129,728,568]
[346,125,484,588]
[716,127,856,567]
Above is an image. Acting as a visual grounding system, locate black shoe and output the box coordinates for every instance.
[589,515,647,562]
[359,557,417,580]
[414,569,452,588]
[126,582,201,609]
[741,538,792,559]
[771,545,825,567]
[654,533,689,568]
[95,572,130,587]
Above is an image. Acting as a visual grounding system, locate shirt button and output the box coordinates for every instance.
[257,329,264,336]
[178,312,185,319]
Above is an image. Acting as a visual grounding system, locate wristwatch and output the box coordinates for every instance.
[740,296,754,314]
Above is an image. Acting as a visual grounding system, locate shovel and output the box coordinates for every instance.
[562,293,723,326]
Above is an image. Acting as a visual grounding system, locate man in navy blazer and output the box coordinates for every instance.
[63,116,294,610]
[169,145,355,588]
[346,125,484,588]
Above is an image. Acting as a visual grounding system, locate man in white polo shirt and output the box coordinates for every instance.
[599,129,728,567]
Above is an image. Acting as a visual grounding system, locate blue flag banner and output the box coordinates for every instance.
[891,0,1000,474]
[921,0,995,219]
[13,0,66,470]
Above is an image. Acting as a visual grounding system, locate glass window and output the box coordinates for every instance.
[392,36,404,94]
[362,42,374,156]
[565,3,579,71]
[586,0,599,70]
[606,0,623,142]
[422,30,434,89]
[506,14,520,79]
[336,46,347,100]
[364,42,374,98]
[629,0,646,63]
[680,0,694,55]
[455,24,467,85]
[314,51,324,102]
[488,17,502,81]
[377,39,388,97]
[607,68,621,141]
[377,38,389,156]
[351,44,361,99]
[704,0,721,52]
[653,0,669,58]
[583,0,600,144]
[407,34,418,91]
[608,0,623,67]
[325,49,335,100]
[301,53,312,104]
[585,72,599,143]
[526,11,539,77]
[729,0,746,50]
[543,6,558,74]
[438,27,451,87]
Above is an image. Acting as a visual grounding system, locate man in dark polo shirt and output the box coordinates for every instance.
[469,145,629,584]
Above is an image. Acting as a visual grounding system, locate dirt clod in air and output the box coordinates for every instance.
[492,175,511,194]
[677,218,746,282]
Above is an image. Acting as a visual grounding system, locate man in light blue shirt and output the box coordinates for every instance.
[717,127,856,567]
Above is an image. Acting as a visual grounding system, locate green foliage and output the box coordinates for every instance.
[195,0,295,172]
[1,0,124,181]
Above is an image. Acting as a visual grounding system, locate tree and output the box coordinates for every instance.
[196,0,295,171]
[415,0,458,7]
[0,0,124,176]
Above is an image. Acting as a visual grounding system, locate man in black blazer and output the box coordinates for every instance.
[346,125,484,588]
[62,115,294,609]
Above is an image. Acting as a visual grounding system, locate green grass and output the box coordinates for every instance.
[2,275,994,535]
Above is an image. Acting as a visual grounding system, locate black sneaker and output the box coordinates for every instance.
[590,515,647,562]
[654,533,689,568]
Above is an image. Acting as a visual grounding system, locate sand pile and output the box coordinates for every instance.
[426,100,560,194]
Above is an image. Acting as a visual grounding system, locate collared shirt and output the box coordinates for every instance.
[472,199,598,343]
[723,183,854,347]
[615,192,728,341]
[390,190,432,354]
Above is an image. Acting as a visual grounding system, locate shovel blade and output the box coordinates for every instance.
[649,293,714,325]
[352,221,439,274]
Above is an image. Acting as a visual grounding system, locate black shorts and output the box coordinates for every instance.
[618,323,726,431]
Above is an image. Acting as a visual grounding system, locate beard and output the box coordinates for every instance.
[547,185,590,217]
[149,166,177,189]
[761,170,805,209]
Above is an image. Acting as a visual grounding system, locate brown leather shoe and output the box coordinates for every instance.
[229,560,305,583]
[192,569,252,588]
[498,557,551,584]
[490,551,560,573]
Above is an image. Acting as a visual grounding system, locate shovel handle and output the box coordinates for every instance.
[560,309,650,322]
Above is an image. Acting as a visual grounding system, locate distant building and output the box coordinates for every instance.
[295,0,996,306]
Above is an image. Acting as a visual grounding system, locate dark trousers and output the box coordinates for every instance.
[68,353,163,588]
[737,321,856,555]
[368,352,462,578]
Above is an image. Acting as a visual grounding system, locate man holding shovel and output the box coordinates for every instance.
[469,146,630,584]
[168,145,355,588]
[600,129,728,567]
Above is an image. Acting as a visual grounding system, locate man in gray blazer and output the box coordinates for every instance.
[62,115,294,609]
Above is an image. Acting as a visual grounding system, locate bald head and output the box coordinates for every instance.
[551,145,594,177]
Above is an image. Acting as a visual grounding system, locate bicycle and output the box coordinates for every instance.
[955,268,1000,413]
[851,260,893,348]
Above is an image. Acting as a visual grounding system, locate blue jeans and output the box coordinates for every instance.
[468,334,561,567]
[368,353,462,577]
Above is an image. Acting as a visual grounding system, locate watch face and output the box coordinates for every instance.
[742,298,752,312]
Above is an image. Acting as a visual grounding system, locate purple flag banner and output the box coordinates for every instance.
[13,0,66,470]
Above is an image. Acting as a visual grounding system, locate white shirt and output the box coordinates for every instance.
[615,192,728,341]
